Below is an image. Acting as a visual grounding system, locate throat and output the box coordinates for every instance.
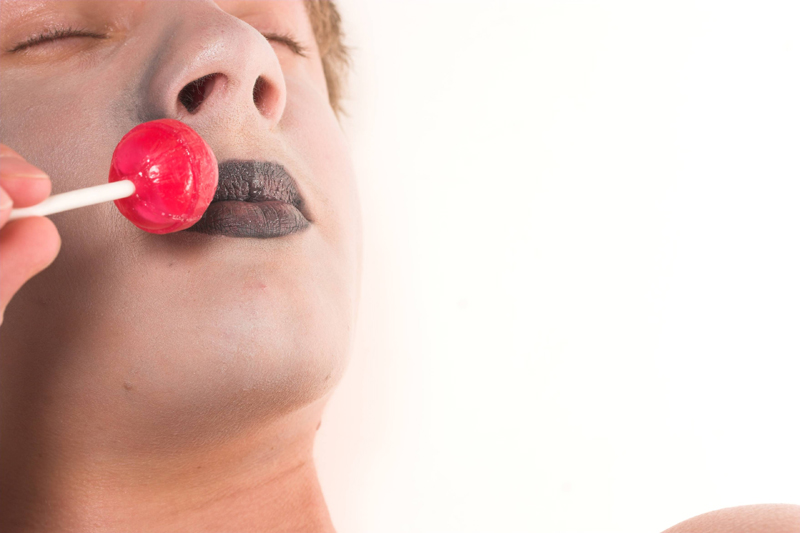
[0,398,336,533]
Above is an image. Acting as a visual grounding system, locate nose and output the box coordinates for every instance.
[138,1,286,134]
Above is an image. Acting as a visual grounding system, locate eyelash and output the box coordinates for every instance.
[264,33,308,58]
[10,27,105,53]
[10,27,307,58]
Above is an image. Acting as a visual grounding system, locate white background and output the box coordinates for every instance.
[314,1,800,532]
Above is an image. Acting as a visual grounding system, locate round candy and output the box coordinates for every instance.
[109,119,218,234]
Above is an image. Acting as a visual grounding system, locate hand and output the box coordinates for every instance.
[0,144,61,326]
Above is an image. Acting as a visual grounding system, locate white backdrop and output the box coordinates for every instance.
[314,1,800,532]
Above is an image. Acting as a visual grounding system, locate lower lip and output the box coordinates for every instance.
[184,200,310,238]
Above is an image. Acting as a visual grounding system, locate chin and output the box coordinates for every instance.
[97,281,353,452]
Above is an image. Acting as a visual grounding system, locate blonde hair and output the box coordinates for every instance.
[304,1,351,116]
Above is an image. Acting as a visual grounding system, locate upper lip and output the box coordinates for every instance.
[213,160,307,216]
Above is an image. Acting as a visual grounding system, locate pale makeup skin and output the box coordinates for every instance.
[0,1,360,531]
[1,2,798,533]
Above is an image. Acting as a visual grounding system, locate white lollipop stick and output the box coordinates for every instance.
[8,180,136,221]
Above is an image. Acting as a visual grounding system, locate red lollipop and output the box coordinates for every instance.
[7,119,217,229]
[109,119,218,234]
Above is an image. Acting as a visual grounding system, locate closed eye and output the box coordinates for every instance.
[8,27,107,53]
[9,27,305,57]
[261,32,308,58]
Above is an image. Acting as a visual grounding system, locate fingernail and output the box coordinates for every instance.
[0,157,49,179]
[0,187,13,211]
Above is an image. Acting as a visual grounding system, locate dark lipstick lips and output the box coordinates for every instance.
[185,160,310,238]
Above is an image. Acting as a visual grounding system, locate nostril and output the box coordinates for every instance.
[252,76,268,113]
[178,73,221,114]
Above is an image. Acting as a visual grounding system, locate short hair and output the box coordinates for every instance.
[304,0,351,117]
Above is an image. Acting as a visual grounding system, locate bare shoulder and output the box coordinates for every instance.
[662,504,800,533]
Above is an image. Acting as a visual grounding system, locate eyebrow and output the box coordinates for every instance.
[260,31,308,58]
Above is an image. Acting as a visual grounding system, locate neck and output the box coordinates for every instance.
[0,396,335,533]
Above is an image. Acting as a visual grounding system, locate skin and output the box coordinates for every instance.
[0,146,60,326]
[0,1,360,531]
[0,2,795,532]
[662,504,800,533]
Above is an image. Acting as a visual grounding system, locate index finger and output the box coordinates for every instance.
[0,145,52,207]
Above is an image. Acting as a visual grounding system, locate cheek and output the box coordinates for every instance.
[0,72,141,296]
[0,68,132,195]
[275,87,363,358]
[281,75,362,258]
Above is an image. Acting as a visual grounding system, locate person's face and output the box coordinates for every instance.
[0,0,361,449]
